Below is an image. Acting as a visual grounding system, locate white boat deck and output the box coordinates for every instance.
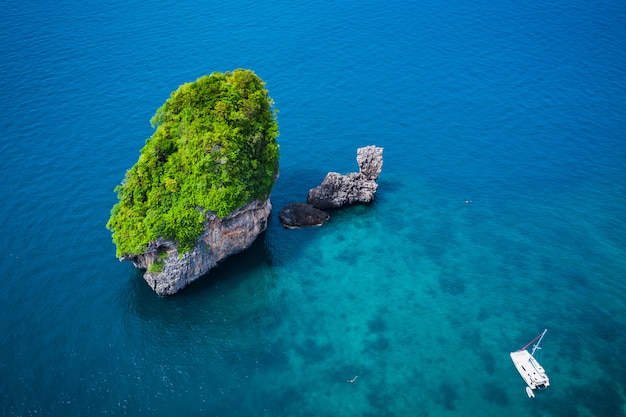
[510,349,550,390]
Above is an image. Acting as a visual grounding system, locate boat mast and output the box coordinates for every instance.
[530,329,548,357]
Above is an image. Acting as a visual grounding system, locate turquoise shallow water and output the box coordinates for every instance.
[1,0,625,416]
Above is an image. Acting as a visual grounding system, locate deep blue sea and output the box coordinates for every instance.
[1,1,625,416]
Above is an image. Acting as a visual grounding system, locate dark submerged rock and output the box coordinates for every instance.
[279,203,330,229]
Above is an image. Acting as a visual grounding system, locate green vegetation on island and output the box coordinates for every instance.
[107,69,279,258]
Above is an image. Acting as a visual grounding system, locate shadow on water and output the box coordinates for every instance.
[437,381,459,411]
[118,232,286,338]
[438,270,466,296]
[363,335,390,354]
[367,314,388,335]
[364,385,395,417]
[293,338,335,364]
[123,230,275,300]
[480,384,508,406]
[266,202,337,266]
[479,350,496,375]
[184,230,276,292]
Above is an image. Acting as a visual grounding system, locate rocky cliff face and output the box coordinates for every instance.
[122,199,272,296]
[307,146,384,210]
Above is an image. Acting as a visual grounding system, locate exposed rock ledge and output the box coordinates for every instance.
[278,146,383,228]
[121,199,271,295]
[307,145,384,210]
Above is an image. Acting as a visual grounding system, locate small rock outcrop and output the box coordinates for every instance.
[278,203,330,229]
[307,146,383,210]
[122,199,271,296]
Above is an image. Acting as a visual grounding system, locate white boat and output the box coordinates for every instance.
[510,329,550,397]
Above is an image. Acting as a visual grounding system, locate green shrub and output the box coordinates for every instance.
[107,69,279,258]
[148,260,164,273]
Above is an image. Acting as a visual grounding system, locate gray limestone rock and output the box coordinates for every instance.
[307,146,383,210]
[121,199,272,295]
[357,145,384,181]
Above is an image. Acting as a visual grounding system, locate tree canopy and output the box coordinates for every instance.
[107,69,279,258]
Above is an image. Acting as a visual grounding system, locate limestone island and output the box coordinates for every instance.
[106,69,279,295]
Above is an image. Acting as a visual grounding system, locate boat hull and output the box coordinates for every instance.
[510,350,550,390]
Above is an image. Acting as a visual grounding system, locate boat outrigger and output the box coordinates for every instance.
[510,329,550,398]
